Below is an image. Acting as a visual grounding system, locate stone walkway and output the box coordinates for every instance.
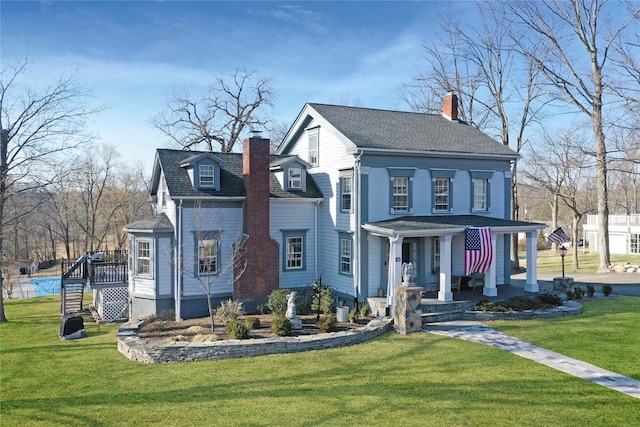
[424,321,640,399]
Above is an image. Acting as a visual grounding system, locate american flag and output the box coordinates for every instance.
[547,227,571,245]
[464,227,493,275]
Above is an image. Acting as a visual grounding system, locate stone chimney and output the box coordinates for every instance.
[443,91,459,121]
[234,133,279,309]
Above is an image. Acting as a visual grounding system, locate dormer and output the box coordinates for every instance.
[179,153,226,191]
[270,156,310,192]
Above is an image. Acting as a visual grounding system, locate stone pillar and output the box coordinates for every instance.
[393,286,422,334]
[553,277,574,292]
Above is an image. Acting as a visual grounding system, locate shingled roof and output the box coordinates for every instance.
[307,103,517,157]
[156,149,323,199]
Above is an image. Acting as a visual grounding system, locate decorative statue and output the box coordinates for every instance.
[402,262,415,285]
[285,291,297,319]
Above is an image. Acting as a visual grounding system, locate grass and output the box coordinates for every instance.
[524,249,636,273]
[1,295,639,426]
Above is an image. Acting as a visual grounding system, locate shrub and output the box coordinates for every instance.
[157,309,176,321]
[359,303,370,318]
[271,316,292,336]
[244,316,261,330]
[186,325,209,334]
[573,286,585,300]
[215,299,244,324]
[566,289,575,300]
[192,334,218,342]
[141,320,167,332]
[349,308,359,323]
[317,314,337,332]
[312,285,335,315]
[267,289,291,317]
[538,292,562,306]
[502,296,537,311]
[586,284,595,298]
[602,284,613,297]
[225,320,250,339]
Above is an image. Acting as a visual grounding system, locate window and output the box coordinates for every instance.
[340,174,352,212]
[308,128,319,166]
[433,237,440,272]
[434,178,450,212]
[199,164,214,187]
[473,178,488,211]
[632,234,640,254]
[288,168,302,189]
[340,235,352,275]
[136,240,151,277]
[198,238,218,275]
[393,176,409,213]
[286,236,303,269]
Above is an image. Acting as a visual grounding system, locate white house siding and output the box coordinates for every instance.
[583,214,640,255]
[180,204,244,297]
[270,200,319,289]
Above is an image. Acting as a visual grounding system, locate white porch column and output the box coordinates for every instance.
[438,235,453,302]
[483,233,498,297]
[386,235,403,306]
[525,231,539,292]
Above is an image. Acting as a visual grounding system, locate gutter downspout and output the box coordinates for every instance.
[314,200,320,279]
[354,151,363,307]
[175,198,183,321]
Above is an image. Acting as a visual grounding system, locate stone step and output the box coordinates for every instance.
[421,300,475,313]
[421,310,465,323]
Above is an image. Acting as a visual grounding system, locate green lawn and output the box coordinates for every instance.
[525,250,636,274]
[1,295,639,426]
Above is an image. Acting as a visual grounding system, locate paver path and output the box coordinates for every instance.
[424,321,640,399]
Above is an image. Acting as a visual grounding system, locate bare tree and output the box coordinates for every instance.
[523,128,596,270]
[152,68,273,153]
[0,58,101,322]
[508,0,639,272]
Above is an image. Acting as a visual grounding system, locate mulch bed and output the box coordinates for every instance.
[138,313,369,343]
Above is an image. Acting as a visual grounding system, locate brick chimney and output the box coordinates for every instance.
[234,133,279,308]
[443,91,459,121]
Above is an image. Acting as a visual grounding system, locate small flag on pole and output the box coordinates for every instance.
[464,227,493,275]
[547,227,571,245]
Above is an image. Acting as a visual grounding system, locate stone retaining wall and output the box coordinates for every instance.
[461,300,582,321]
[118,317,393,363]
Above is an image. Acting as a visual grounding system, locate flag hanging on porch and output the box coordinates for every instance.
[464,227,493,275]
[547,227,571,245]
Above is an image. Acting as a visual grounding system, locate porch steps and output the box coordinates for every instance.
[420,300,475,324]
[62,281,84,314]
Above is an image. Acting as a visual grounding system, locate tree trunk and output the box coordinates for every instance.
[593,94,611,272]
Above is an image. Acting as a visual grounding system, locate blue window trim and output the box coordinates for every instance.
[338,231,354,276]
[387,168,416,214]
[282,229,308,272]
[430,169,456,213]
[192,230,221,277]
[470,170,492,213]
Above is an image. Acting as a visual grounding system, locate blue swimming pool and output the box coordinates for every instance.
[31,278,62,296]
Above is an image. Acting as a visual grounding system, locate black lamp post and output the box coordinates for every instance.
[559,246,568,278]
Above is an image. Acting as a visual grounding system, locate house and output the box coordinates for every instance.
[583,214,640,255]
[1,260,37,278]
[124,93,545,320]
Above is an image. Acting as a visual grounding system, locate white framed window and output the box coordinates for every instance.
[288,168,302,189]
[340,235,352,275]
[340,174,352,212]
[393,176,409,213]
[434,178,450,212]
[473,178,488,211]
[136,239,152,277]
[198,238,218,275]
[308,128,319,166]
[631,234,640,254]
[286,236,303,269]
[199,164,215,187]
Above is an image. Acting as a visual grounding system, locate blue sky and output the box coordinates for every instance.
[2,0,476,170]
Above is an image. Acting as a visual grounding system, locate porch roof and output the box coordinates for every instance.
[363,215,545,237]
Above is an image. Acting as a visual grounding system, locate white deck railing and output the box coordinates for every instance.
[586,214,640,226]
